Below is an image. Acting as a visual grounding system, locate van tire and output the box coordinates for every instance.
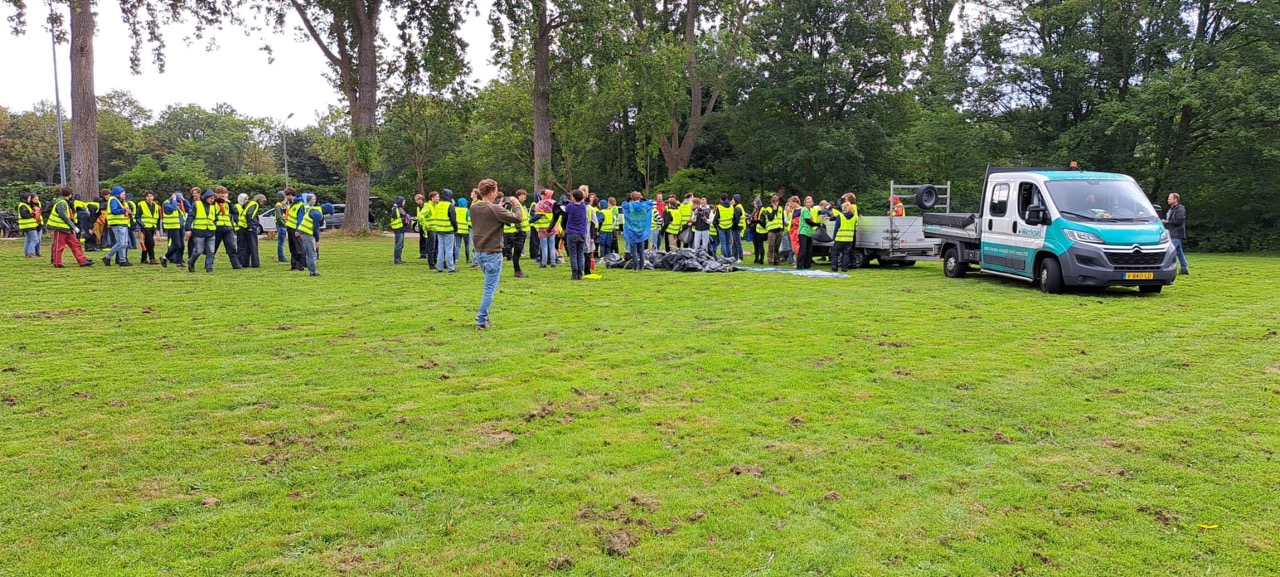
[1139,285,1163,294]
[1038,257,1064,294]
[914,185,938,210]
[943,248,966,278]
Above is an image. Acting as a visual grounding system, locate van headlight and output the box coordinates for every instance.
[1160,230,1169,242]
[1065,229,1104,244]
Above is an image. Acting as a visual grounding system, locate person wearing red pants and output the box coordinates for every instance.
[47,187,94,268]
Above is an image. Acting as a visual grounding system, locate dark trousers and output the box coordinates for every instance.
[528,232,540,260]
[214,227,241,268]
[797,235,813,269]
[832,241,854,271]
[289,231,305,270]
[752,233,766,264]
[418,229,429,258]
[163,230,185,264]
[507,232,526,273]
[566,233,587,277]
[140,228,157,262]
[237,230,259,268]
[426,231,438,267]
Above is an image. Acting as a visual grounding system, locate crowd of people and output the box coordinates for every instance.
[17,185,325,275]
[387,186,867,278]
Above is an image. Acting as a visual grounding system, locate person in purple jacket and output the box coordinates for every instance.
[562,188,591,280]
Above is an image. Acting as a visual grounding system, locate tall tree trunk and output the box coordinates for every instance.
[344,8,378,233]
[70,0,98,200]
[532,3,553,194]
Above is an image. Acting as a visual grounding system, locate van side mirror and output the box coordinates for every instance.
[1026,205,1048,226]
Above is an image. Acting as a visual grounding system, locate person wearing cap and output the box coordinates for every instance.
[293,193,323,276]
[273,192,290,263]
[17,193,42,258]
[159,191,187,267]
[102,186,134,267]
[188,190,219,273]
[47,187,93,268]
[235,194,264,268]
[134,191,161,264]
[389,196,408,264]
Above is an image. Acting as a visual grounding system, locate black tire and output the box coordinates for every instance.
[1038,257,1064,294]
[914,184,938,210]
[1139,285,1163,294]
[849,250,868,269]
[943,248,967,278]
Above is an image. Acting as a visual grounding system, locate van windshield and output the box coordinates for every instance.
[1046,180,1157,223]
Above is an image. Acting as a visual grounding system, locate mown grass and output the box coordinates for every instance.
[1,236,1277,576]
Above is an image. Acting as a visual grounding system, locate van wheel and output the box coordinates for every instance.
[1139,285,1163,294]
[849,250,868,269]
[943,248,966,278]
[1038,257,1064,294]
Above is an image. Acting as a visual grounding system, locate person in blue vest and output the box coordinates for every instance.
[102,186,134,267]
[293,193,324,276]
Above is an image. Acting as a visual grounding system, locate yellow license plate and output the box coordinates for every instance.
[1124,272,1154,280]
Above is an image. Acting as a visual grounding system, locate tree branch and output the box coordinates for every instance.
[289,0,343,70]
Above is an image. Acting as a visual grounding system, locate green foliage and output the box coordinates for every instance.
[652,168,732,200]
[110,154,211,194]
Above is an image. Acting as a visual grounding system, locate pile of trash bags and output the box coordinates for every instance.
[602,249,737,273]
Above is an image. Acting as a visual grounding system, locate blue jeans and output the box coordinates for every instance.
[692,230,710,254]
[301,235,318,274]
[106,225,130,263]
[540,236,557,267]
[393,230,405,262]
[436,232,456,271]
[650,229,661,249]
[456,233,470,263]
[191,234,216,271]
[475,252,503,326]
[277,228,288,262]
[721,228,741,259]
[566,233,587,276]
[1172,238,1188,271]
[629,241,646,270]
[24,229,41,255]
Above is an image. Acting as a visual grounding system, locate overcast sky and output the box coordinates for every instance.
[0,1,499,126]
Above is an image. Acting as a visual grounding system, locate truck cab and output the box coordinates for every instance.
[924,168,1177,293]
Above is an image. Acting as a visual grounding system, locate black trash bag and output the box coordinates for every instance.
[702,260,728,273]
[603,253,625,269]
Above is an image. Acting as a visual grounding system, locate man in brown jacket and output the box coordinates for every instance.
[470,178,522,330]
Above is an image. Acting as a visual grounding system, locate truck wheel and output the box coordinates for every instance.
[943,248,966,278]
[849,250,868,269]
[914,184,938,210]
[1038,257,1064,294]
[1139,285,1163,294]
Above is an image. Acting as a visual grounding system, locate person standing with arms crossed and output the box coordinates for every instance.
[1162,193,1189,275]
[470,179,522,330]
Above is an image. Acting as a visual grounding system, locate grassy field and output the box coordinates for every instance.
[1,236,1277,576]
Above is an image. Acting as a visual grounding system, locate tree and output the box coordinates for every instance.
[381,93,462,197]
[230,0,469,231]
[4,102,64,183]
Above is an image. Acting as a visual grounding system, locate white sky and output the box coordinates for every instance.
[0,1,499,125]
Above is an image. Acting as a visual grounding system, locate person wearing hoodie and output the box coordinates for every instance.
[293,193,323,276]
[389,195,409,264]
[17,193,42,258]
[621,191,655,271]
[160,191,187,267]
[596,198,617,255]
[455,197,472,265]
[691,198,713,254]
[188,190,219,273]
[533,190,559,268]
[433,188,459,273]
[102,186,133,267]
[236,194,264,268]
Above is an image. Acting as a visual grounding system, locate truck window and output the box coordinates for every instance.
[989,183,1009,217]
[1017,182,1043,221]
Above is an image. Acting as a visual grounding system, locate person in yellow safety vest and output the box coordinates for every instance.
[73,197,97,250]
[135,191,161,264]
[236,193,264,268]
[608,197,623,256]
[649,200,662,250]
[102,186,134,266]
[411,193,428,261]
[430,189,459,272]
[663,197,684,251]
[423,190,443,268]
[283,188,307,271]
[677,193,694,247]
[188,190,219,273]
[830,200,860,273]
[389,195,409,264]
[160,190,187,268]
[595,198,617,255]
[293,193,324,276]
[125,194,140,252]
[501,189,530,278]
[456,196,472,265]
[760,194,786,266]
[890,196,905,217]
[532,189,558,268]
[211,186,242,269]
[273,193,290,263]
[17,193,42,258]
[527,197,543,261]
[46,187,94,268]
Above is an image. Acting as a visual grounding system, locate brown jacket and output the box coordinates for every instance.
[470,201,521,253]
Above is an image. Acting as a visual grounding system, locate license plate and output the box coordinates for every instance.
[1124,272,1154,280]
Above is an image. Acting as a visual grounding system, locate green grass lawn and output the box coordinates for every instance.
[1,236,1277,576]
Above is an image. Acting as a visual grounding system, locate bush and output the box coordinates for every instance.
[653,168,734,201]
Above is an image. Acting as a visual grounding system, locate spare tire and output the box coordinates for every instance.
[914,184,938,210]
